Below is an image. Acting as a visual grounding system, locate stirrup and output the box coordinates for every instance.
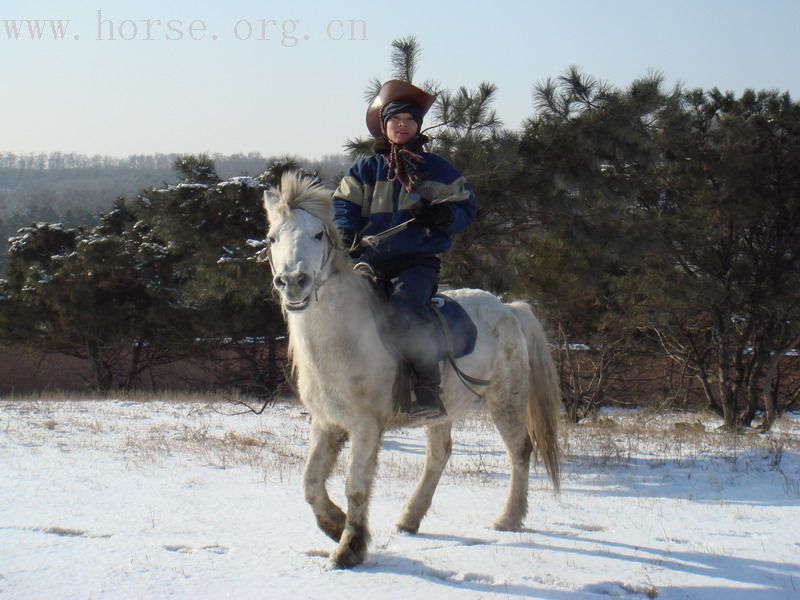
[407,385,447,419]
[407,401,447,419]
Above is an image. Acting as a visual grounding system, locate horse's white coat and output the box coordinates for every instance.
[263,172,561,568]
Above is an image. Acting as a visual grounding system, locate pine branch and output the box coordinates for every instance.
[363,77,382,103]
[390,35,421,83]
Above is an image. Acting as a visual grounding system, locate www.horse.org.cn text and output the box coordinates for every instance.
[1,10,368,46]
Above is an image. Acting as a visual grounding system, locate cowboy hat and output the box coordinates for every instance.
[366,80,437,138]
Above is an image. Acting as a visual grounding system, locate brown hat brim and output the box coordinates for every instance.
[366,80,437,138]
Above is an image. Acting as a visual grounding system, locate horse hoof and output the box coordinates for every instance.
[330,530,368,569]
[493,517,522,532]
[396,523,420,535]
[330,545,366,569]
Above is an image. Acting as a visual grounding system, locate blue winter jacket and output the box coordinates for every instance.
[332,152,476,261]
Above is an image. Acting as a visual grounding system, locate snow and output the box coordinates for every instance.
[1,399,798,599]
[219,177,258,188]
[174,183,210,190]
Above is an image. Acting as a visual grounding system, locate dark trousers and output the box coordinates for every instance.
[369,256,441,387]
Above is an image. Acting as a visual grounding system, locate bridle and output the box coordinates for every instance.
[309,226,338,296]
[257,211,340,306]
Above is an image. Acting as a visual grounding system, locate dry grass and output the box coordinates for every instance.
[558,408,799,478]
[376,407,799,487]
[0,388,248,404]
[2,394,797,490]
[42,526,87,537]
[119,413,307,479]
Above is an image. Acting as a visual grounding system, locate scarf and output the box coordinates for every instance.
[373,133,430,193]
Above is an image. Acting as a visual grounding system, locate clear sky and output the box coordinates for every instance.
[3,0,799,159]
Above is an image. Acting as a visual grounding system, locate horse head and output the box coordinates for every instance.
[262,171,343,312]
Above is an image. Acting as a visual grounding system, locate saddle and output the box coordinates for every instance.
[429,294,478,360]
[355,262,477,362]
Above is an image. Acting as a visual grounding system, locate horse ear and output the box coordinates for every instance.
[263,190,280,222]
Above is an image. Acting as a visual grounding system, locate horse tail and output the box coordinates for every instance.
[508,301,562,491]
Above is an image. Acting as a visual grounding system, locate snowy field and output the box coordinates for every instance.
[1,397,799,599]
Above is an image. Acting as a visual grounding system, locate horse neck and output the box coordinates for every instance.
[287,266,383,365]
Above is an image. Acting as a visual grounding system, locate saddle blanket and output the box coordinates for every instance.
[429,293,478,359]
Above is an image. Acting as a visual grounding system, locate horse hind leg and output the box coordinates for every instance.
[396,422,452,534]
[487,386,533,531]
[303,420,348,542]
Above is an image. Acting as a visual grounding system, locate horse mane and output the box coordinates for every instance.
[265,170,351,269]
[267,171,336,227]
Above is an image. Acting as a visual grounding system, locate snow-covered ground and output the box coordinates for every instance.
[1,398,798,599]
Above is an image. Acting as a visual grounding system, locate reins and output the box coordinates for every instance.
[310,227,338,299]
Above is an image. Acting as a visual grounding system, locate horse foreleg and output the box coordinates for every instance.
[330,423,381,569]
[303,420,347,542]
[396,422,452,534]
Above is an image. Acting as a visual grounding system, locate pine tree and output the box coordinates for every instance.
[1,156,285,392]
[514,68,675,419]
[173,154,220,184]
[629,88,800,429]
[127,156,283,394]
[4,220,131,388]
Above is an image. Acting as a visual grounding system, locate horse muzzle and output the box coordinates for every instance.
[274,271,314,312]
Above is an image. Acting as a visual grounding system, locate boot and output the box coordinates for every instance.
[408,356,447,419]
[409,383,447,419]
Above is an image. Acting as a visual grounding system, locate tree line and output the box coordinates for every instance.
[0,151,350,275]
[0,157,315,395]
[1,38,798,430]
[466,73,800,431]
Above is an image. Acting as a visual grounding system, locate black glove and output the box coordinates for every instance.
[410,199,453,230]
[339,229,362,259]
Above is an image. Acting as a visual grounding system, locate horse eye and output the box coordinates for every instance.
[314,231,324,241]
[267,235,276,245]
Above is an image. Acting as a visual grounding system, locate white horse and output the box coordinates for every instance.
[262,172,561,569]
